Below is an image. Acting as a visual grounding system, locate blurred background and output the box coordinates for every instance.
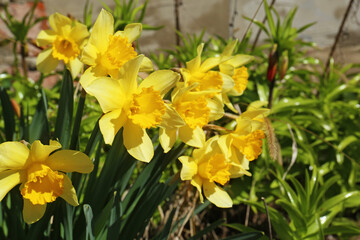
[0,0,359,80]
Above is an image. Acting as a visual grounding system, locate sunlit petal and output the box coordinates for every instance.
[0,142,29,170]
[30,140,61,163]
[179,156,197,180]
[139,70,180,97]
[36,49,59,74]
[89,9,113,52]
[85,77,123,112]
[179,125,205,148]
[36,29,56,46]
[191,175,204,202]
[99,109,127,145]
[123,121,154,163]
[60,174,79,206]
[49,13,72,34]
[159,127,177,153]
[203,180,232,208]
[46,150,93,173]
[0,170,22,201]
[67,58,83,79]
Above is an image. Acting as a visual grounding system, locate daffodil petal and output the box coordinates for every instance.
[81,43,98,66]
[123,121,154,163]
[139,56,153,72]
[23,198,47,224]
[46,150,93,173]
[30,140,61,163]
[199,56,222,72]
[118,55,144,94]
[0,142,29,170]
[36,29,56,47]
[179,125,205,148]
[60,174,79,206]
[179,156,197,180]
[80,66,108,90]
[160,104,185,129]
[99,109,127,145]
[225,54,254,68]
[203,180,232,208]
[85,77,123,112]
[89,9,113,52]
[221,72,235,92]
[222,93,238,113]
[220,40,237,57]
[186,43,203,72]
[69,23,89,44]
[0,170,22,201]
[208,95,224,121]
[36,48,59,74]
[191,175,203,202]
[219,63,234,76]
[123,23,142,42]
[49,13,72,34]
[139,70,180,97]
[67,58,83,79]
[159,127,177,153]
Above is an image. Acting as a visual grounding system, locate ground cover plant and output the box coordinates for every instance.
[0,0,359,239]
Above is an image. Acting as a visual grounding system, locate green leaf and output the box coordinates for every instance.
[70,90,86,150]
[188,219,225,240]
[324,225,360,235]
[54,70,73,148]
[0,88,15,141]
[318,191,360,216]
[338,135,358,152]
[221,232,264,240]
[29,89,49,144]
[263,0,276,37]
[83,204,95,240]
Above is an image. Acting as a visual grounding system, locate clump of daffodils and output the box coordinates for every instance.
[31,9,269,212]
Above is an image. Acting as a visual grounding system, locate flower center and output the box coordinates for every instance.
[188,71,223,93]
[52,36,79,64]
[21,163,64,205]
[128,87,166,129]
[232,66,248,93]
[174,96,209,129]
[100,35,137,70]
[232,130,265,161]
[198,153,230,185]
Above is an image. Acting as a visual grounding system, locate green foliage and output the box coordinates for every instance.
[101,0,162,31]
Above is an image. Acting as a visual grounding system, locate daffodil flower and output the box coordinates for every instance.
[79,9,153,89]
[0,140,93,224]
[159,82,224,151]
[180,44,234,96]
[179,135,245,208]
[84,55,182,162]
[219,102,269,174]
[36,13,89,79]
[219,40,254,112]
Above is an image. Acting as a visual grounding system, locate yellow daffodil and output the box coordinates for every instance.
[159,82,224,151]
[219,102,269,175]
[180,43,234,96]
[179,135,245,208]
[0,140,93,224]
[83,55,182,162]
[36,13,89,79]
[79,9,153,89]
[219,40,254,112]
